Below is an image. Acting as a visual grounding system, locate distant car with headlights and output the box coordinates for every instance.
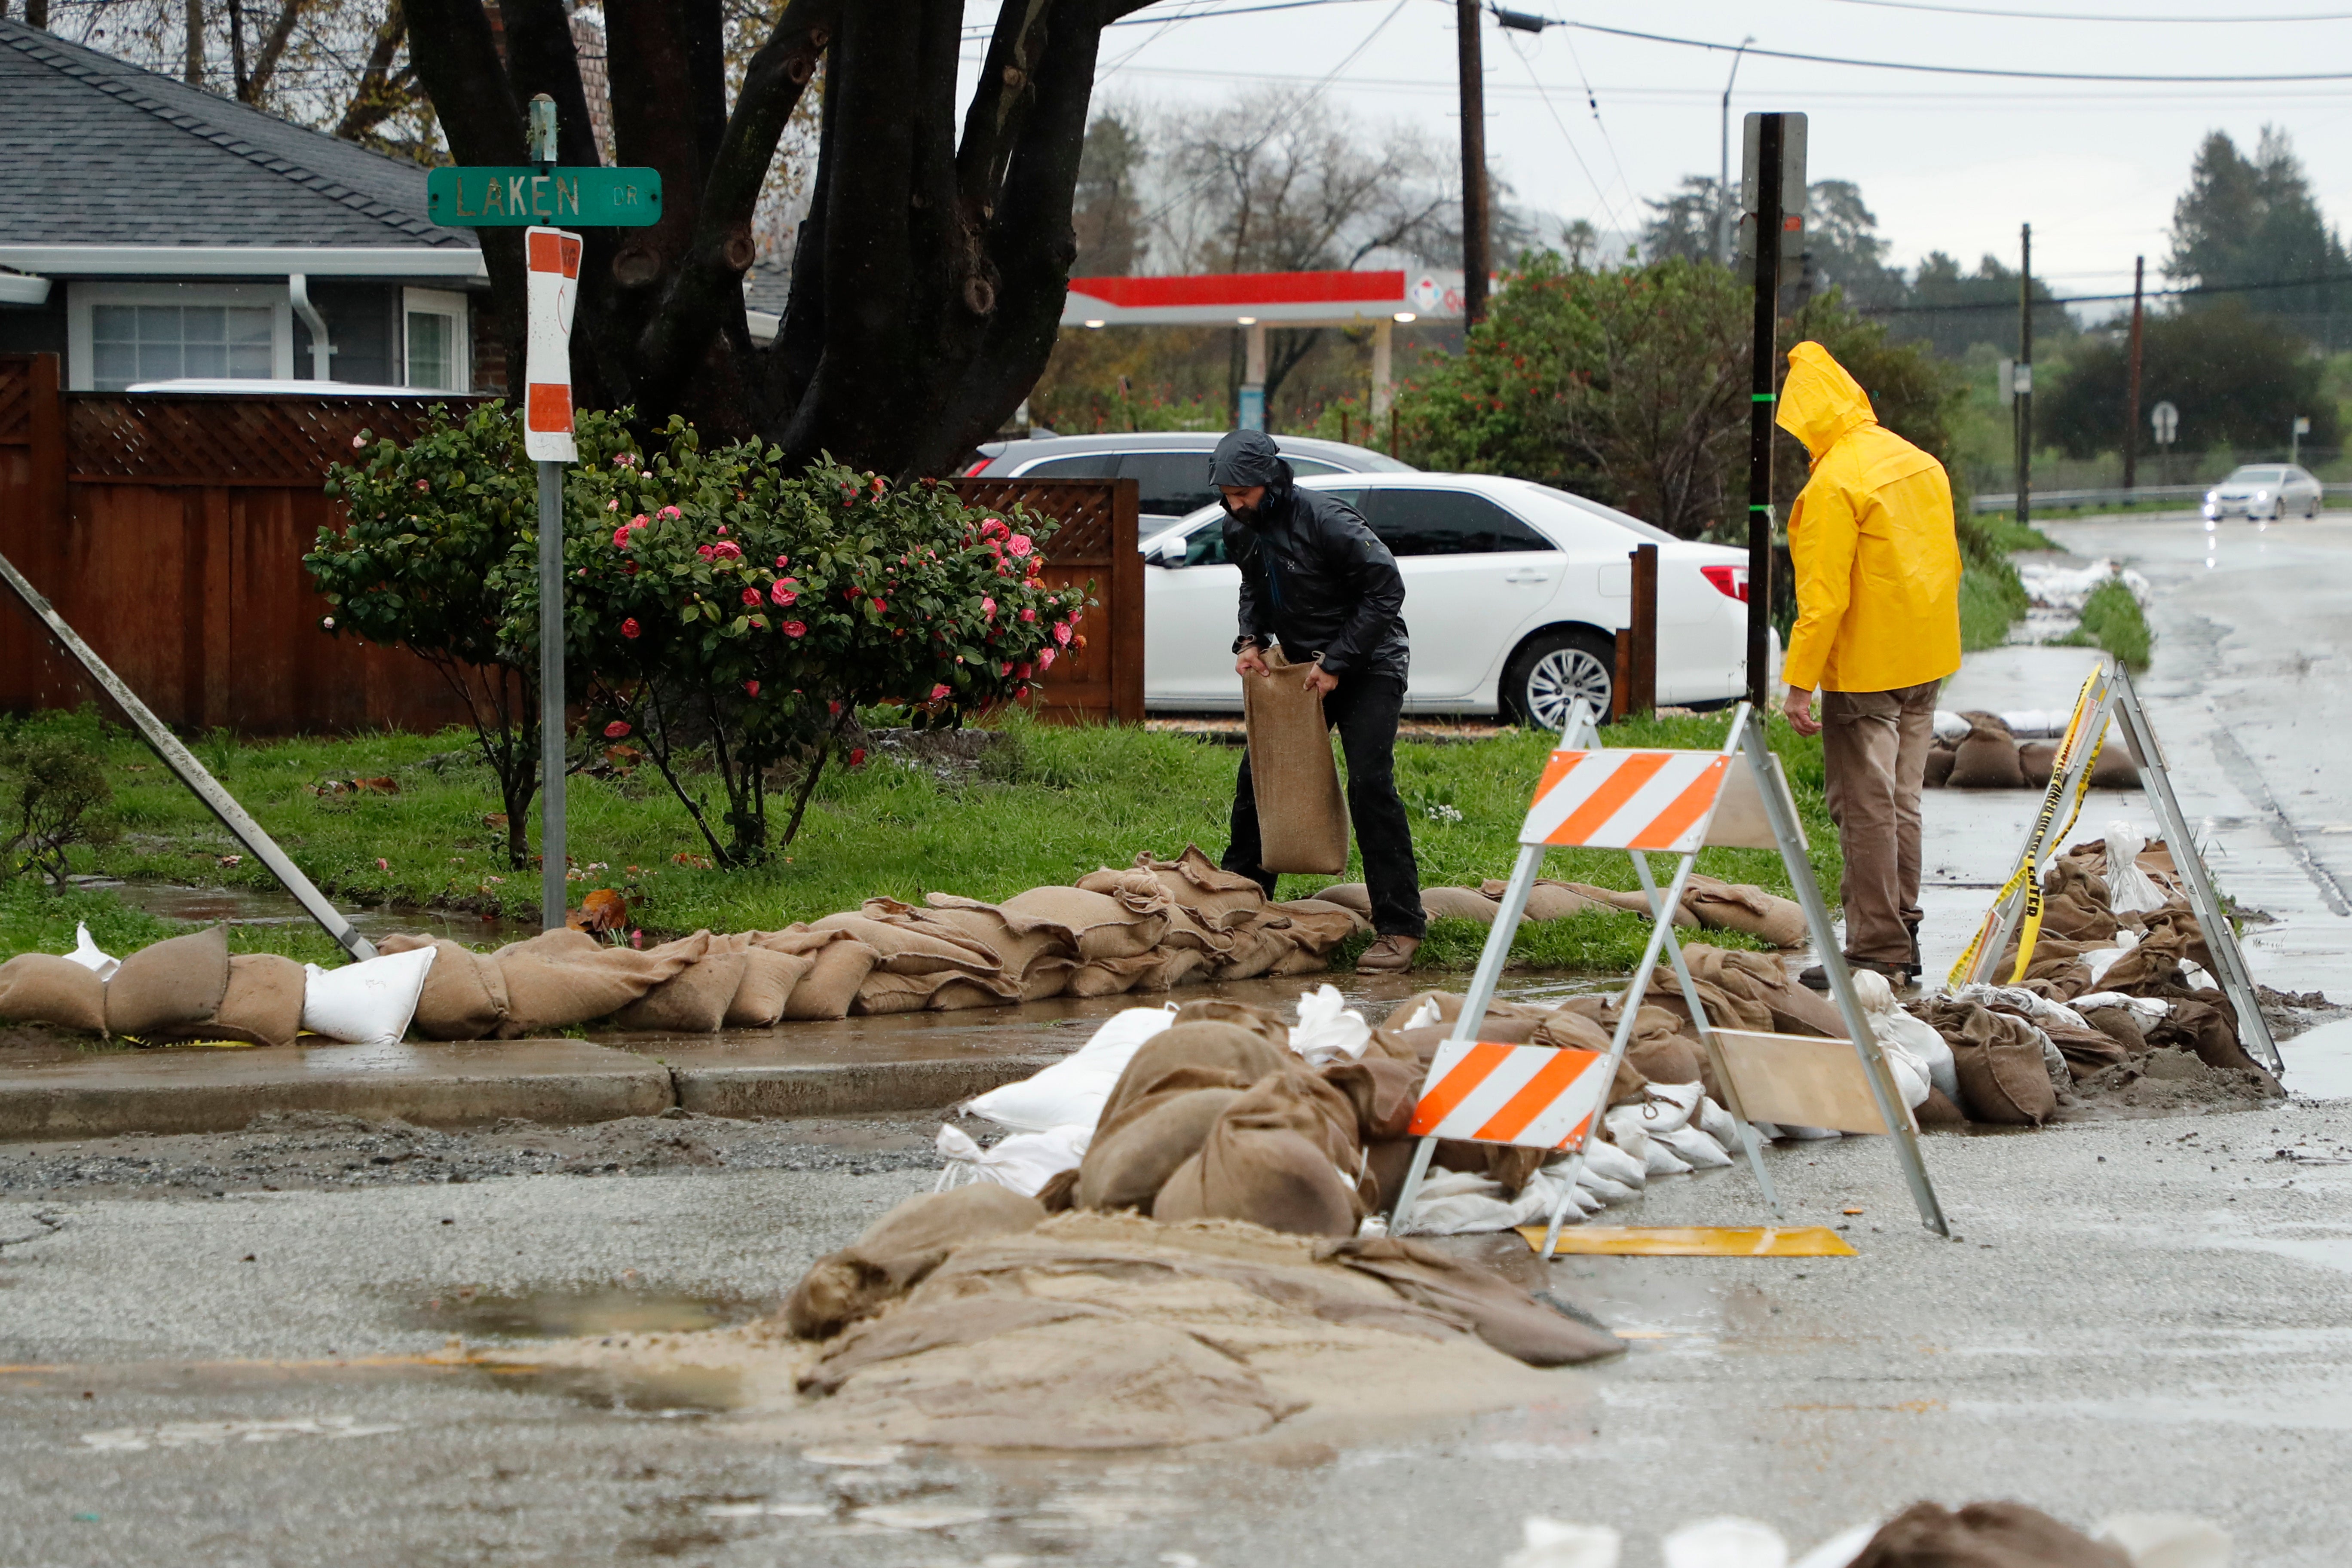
[2204,464,2322,521]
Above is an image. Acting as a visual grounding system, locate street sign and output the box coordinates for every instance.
[1737,110,1808,260]
[427,166,662,228]
[1997,357,2015,407]
[2151,400,2178,444]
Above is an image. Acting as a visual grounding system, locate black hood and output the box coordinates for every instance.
[1210,429,1290,489]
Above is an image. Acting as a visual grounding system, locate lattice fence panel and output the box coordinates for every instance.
[65,393,487,485]
[0,358,33,445]
[950,478,1115,562]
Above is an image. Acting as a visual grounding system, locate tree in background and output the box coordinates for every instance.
[2168,127,2352,349]
[2042,301,2338,461]
[1071,110,1146,277]
[1884,251,2076,361]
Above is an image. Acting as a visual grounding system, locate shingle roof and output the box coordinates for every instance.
[0,18,474,250]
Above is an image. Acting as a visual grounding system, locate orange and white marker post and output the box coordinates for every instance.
[525,217,581,931]
[1387,700,1949,1253]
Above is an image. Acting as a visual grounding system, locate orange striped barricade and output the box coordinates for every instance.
[1387,700,1949,1251]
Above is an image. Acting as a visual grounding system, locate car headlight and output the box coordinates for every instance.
[2256,490,2271,502]
[2205,491,2219,503]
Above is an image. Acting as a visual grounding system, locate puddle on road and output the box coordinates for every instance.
[404,1284,769,1340]
[481,1361,746,1416]
[2279,1017,2352,1099]
[75,878,533,945]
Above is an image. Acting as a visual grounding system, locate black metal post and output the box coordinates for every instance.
[1745,113,1783,713]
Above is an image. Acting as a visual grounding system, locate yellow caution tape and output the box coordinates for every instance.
[1516,1225,1859,1257]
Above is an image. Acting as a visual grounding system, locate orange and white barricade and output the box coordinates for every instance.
[1387,700,1949,1253]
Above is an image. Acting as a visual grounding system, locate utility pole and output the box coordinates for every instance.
[1457,0,1490,326]
[1745,113,1785,714]
[2015,223,2033,532]
[1716,37,1755,267]
[2122,255,2144,493]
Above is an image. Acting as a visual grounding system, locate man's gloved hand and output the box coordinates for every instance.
[1302,664,1339,697]
[1235,645,1270,678]
[1782,685,1822,737]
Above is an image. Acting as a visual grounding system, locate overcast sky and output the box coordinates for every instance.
[962,0,2352,303]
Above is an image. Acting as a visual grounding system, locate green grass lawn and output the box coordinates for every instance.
[2058,578,2154,669]
[2,705,1838,977]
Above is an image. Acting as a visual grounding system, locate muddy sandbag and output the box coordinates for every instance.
[1684,874,1809,948]
[1063,953,1164,999]
[763,930,880,1020]
[1320,1055,1422,1141]
[105,925,231,1039]
[1914,1085,1969,1127]
[784,1183,1050,1340]
[725,946,813,1028]
[1154,1067,1365,1235]
[2077,1002,2146,1053]
[199,953,307,1048]
[1421,886,1500,924]
[1077,1084,1249,1212]
[377,935,508,1041]
[493,929,709,1037]
[1949,716,2026,789]
[1210,910,1308,980]
[2149,994,2278,1086]
[1924,746,1956,789]
[1320,1237,1624,1366]
[1850,1500,2130,1568]
[613,949,748,1033]
[1917,999,2058,1124]
[1092,846,1271,931]
[999,882,1171,962]
[0,952,107,1034]
[2018,740,2057,784]
[1241,647,1350,874]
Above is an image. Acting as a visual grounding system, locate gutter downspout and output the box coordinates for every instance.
[288,273,335,383]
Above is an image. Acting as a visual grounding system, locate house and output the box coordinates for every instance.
[0,18,492,393]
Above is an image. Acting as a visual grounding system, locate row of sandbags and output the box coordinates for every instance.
[1929,710,2141,791]
[1321,871,1810,948]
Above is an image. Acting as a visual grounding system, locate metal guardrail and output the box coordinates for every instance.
[1970,484,2213,514]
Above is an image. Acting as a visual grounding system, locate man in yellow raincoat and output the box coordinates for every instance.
[1775,341,1961,987]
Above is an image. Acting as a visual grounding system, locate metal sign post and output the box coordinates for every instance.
[1738,110,1806,710]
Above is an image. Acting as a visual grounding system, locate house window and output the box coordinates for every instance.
[404,288,469,392]
[67,283,294,391]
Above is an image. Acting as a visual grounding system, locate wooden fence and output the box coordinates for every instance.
[0,353,1140,734]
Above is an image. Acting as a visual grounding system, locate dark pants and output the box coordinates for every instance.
[1223,671,1426,937]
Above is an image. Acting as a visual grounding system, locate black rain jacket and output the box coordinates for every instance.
[1211,431,1409,683]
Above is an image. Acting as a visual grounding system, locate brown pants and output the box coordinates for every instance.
[1821,682,1939,966]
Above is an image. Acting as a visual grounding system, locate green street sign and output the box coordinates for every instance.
[426,165,662,228]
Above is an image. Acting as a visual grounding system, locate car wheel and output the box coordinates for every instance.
[1504,629,1615,729]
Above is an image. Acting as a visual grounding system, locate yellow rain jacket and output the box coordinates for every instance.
[1776,341,1962,694]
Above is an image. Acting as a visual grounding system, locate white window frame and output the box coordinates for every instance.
[402,287,471,393]
[66,281,294,390]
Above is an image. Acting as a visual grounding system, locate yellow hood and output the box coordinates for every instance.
[1776,340,1875,462]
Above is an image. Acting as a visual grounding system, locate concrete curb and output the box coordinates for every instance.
[671,1057,1060,1121]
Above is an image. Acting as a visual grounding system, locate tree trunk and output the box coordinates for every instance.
[404,0,1147,476]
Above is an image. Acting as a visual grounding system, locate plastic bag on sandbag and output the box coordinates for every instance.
[300,946,437,1046]
[1663,1517,1788,1568]
[934,1124,1090,1197]
[1397,996,1442,1031]
[1932,710,1969,743]
[2071,991,2169,1028]
[961,1004,1177,1132]
[1289,983,1371,1065]
[1656,1122,1734,1169]
[1953,981,2092,1034]
[2083,929,2139,986]
[67,922,119,981]
[1502,1517,1622,1568]
[2093,1514,2230,1568]
[2104,821,2171,914]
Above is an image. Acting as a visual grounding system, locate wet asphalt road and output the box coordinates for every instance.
[9,511,2352,1565]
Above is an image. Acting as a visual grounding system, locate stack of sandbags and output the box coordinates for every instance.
[818,900,1026,1014]
[102,926,307,1048]
[1908,996,2065,1125]
[1080,848,1366,984]
[1682,874,1808,948]
[1319,877,1711,932]
[1926,710,2141,790]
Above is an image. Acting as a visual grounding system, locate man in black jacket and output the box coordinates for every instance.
[1210,429,1425,972]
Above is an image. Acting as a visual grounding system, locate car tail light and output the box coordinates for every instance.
[1701,564,1749,602]
[963,457,993,476]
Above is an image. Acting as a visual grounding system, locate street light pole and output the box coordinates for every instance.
[1457,0,1490,326]
[2015,223,2033,533]
[1717,37,1754,267]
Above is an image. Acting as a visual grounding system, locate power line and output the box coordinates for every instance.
[1859,268,2352,315]
[1501,31,1631,235]
[1556,18,2352,82]
[1817,0,2352,21]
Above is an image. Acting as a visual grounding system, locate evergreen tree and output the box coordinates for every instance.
[2167,128,2351,348]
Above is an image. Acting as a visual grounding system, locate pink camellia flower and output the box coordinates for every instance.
[607,499,620,512]
[1000,660,1013,676]
[613,453,636,468]
[350,435,365,450]
[630,513,649,530]
[710,540,742,560]
[605,720,631,738]
[1020,606,1038,624]
[872,475,886,495]
[929,683,951,702]
[623,562,638,576]
[697,545,715,561]
[744,680,760,697]
[741,587,763,606]
[1054,621,1072,646]
[621,618,641,640]
[848,747,868,767]
[781,619,807,637]
[871,597,887,613]
[980,596,996,619]
[775,554,789,568]
[980,518,1009,541]
[1015,661,1034,679]
[415,480,430,492]
[1038,646,1057,671]
[769,581,797,607]
[658,505,680,519]
[1007,533,1034,557]
[613,525,633,548]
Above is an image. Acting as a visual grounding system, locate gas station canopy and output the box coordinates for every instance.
[1061,267,1470,329]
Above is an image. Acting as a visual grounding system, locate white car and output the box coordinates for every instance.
[1142,472,1769,726]
[2204,464,2322,522]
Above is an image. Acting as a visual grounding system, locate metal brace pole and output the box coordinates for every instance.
[1957,665,2114,987]
[0,548,375,962]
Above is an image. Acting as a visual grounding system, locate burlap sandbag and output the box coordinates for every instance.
[1679,943,1848,1037]
[1265,944,1329,978]
[761,929,880,1020]
[1917,998,2057,1124]
[1320,1237,1625,1366]
[1312,882,1373,920]
[2089,743,2140,789]
[1240,647,1350,874]
[1153,1066,1366,1236]
[2018,740,2057,784]
[2039,858,2118,943]
[1923,745,1955,788]
[2078,1003,2145,1053]
[1210,909,1307,980]
[378,934,508,1040]
[1274,897,1370,945]
[1088,845,1271,932]
[1104,1021,1294,1122]
[998,882,1171,962]
[815,904,1008,977]
[1319,1055,1422,1142]
[0,952,107,1034]
[201,953,308,1048]
[1683,874,1808,948]
[725,945,812,1028]
[1849,1500,2130,1568]
[493,928,708,1037]
[105,925,231,1038]
[613,948,749,1032]
[1172,996,1293,1050]
[1421,886,1500,924]
[1077,1082,1249,1211]
[1480,879,1604,921]
[1914,1085,1968,1127]
[1626,1032,1706,1088]
[1948,716,2026,789]
[920,894,1085,991]
[1559,882,1700,930]
[784,1184,1049,1340]
[1063,952,1165,998]
[2150,993,2278,1086]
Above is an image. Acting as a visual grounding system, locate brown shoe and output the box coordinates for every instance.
[1356,934,1421,974]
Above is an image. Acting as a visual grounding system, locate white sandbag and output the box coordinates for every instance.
[2072,991,2169,1027]
[1656,1122,1734,1169]
[961,1004,1176,1132]
[1580,1136,1648,1190]
[2082,929,2138,985]
[1642,1080,1704,1131]
[1850,970,1934,1111]
[2093,1514,2231,1568]
[1398,1170,1519,1234]
[1576,1167,1640,1204]
[66,922,119,981]
[1641,1139,1693,1176]
[1931,710,1969,744]
[1289,983,1370,1065]
[1503,1518,1622,1568]
[1790,1522,1880,1568]
[1663,1517,1789,1568]
[1398,996,1442,1030]
[934,1124,1089,1197]
[1998,708,2067,739]
[2104,821,2170,914]
[1608,1090,1698,1172]
[1953,981,2090,1033]
[1697,1095,1741,1148]
[300,946,437,1047]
